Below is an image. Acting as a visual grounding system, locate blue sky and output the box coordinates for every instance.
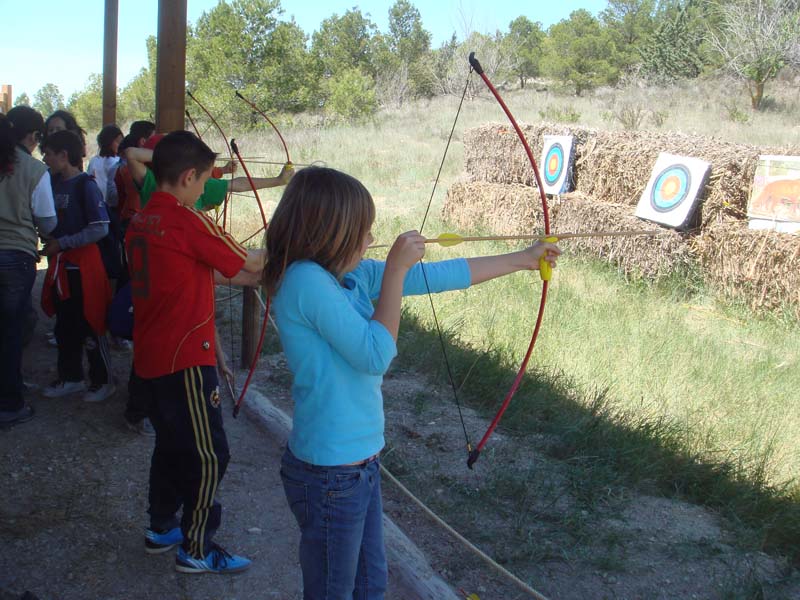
[1,0,609,100]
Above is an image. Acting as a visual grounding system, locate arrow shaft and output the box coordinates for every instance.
[367,229,659,250]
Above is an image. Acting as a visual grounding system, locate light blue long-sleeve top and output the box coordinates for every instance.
[272,258,472,466]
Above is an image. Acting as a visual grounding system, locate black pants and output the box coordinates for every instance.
[0,250,36,411]
[145,365,230,558]
[124,364,151,424]
[53,269,111,386]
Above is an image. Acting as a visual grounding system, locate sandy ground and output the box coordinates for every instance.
[0,272,410,600]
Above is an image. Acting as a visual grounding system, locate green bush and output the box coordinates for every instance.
[324,67,378,122]
[537,104,581,123]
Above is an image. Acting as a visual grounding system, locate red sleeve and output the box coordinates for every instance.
[182,207,247,278]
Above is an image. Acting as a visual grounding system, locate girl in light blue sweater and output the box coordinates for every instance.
[263,167,559,599]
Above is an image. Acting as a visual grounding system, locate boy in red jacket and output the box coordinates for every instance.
[125,131,264,574]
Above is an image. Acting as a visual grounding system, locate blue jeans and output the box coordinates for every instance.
[0,250,36,412]
[280,447,387,600]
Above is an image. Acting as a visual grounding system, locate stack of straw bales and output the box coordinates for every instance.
[443,122,800,317]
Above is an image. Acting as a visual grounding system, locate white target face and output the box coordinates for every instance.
[635,153,710,229]
[540,135,574,195]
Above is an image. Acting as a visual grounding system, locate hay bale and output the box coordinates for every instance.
[578,130,760,226]
[555,192,694,280]
[693,224,800,318]
[463,122,597,190]
[441,180,548,236]
[464,124,800,227]
[441,184,693,280]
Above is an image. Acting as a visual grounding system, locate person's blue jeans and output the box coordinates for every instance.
[280,447,388,600]
[0,249,36,412]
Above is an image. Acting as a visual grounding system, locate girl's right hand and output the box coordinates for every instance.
[386,230,425,271]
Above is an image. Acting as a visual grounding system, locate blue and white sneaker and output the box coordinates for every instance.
[144,527,183,554]
[175,544,251,574]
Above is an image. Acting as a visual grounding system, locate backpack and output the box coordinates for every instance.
[108,280,133,340]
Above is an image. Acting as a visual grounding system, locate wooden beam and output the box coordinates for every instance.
[155,0,187,132]
[0,85,12,113]
[102,0,118,125]
[241,287,259,369]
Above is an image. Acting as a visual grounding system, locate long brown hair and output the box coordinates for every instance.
[262,167,375,296]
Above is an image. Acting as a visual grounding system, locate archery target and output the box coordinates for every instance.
[540,135,574,194]
[635,152,710,229]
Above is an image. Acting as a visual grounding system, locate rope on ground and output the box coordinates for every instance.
[380,465,551,600]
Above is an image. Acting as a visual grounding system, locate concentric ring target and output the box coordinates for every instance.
[650,165,691,213]
[543,143,565,186]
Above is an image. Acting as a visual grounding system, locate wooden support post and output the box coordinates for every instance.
[0,85,12,113]
[241,287,259,369]
[102,0,118,125]
[155,0,187,132]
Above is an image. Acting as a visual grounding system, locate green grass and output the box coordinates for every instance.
[221,78,800,561]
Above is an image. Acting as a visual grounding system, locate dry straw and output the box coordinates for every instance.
[446,122,800,316]
[694,223,800,319]
[443,184,691,281]
[462,122,800,227]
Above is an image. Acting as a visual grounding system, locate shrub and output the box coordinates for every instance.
[537,104,581,123]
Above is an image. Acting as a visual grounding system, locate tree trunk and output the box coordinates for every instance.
[749,80,765,110]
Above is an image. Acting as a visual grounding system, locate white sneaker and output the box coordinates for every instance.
[84,383,116,403]
[112,337,133,351]
[42,380,87,398]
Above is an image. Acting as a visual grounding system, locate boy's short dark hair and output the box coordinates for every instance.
[129,120,155,142]
[152,131,216,185]
[42,130,84,168]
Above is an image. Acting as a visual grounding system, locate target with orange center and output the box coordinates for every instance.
[651,165,690,212]
[544,143,564,187]
[635,152,710,230]
[540,135,574,194]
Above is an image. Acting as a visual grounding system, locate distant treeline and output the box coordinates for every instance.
[15,0,800,131]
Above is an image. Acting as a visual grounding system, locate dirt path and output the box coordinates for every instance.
[4,271,800,600]
[252,353,800,600]
[0,272,406,600]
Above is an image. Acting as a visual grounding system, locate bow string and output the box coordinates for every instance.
[420,53,552,469]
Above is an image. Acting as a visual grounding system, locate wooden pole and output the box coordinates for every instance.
[241,287,259,369]
[0,85,12,113]
[155,0,187,132]
[102,0,118,125]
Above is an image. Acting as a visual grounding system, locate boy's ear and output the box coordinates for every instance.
[180,167,198,188]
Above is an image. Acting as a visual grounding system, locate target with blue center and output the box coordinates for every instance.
[635,153,710,230]
[540,135,574,194]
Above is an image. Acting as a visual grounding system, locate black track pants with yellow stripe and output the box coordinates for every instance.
[145,365,230,558]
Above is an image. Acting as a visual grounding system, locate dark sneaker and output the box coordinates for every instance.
[175,544,251,574]
[126,417,156,437]
[145,527,183,554]
[0,405,35,428]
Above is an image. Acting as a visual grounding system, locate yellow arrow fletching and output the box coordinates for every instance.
[435,232,463,247]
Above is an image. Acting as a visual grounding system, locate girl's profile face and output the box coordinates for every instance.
[111,134,123,155]
[47,117,66,135]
